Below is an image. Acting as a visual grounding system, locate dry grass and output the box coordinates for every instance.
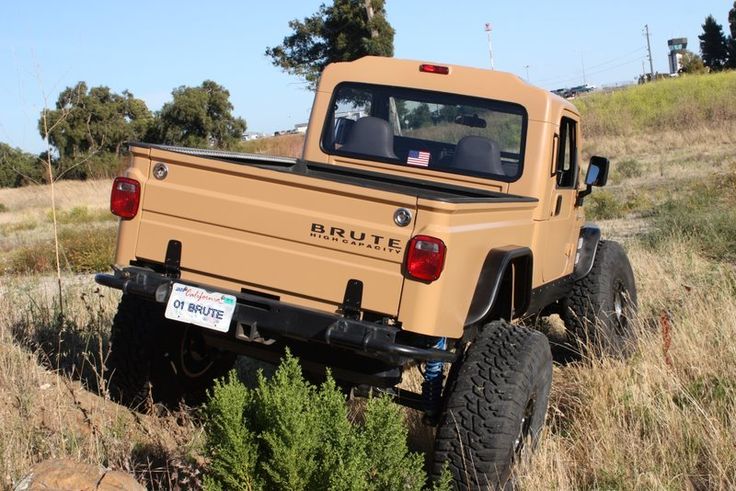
[512,116,736,488]
[516,240,736,490]
[0,276,207,489]
[0,79,734,488]
[0,180,115,275]
[235,133,305,158]
[0,179,110,220]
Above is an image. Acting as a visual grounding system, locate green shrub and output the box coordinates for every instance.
[0,142,43,187]
[5,226,115,274]
[616,158,643,179]
[643,172,736,261]
[622,191,654,216]
[361,396,426,490]
[0,220,38,234]
[203,372,259,491]
[0,203,7,212]
[48,206,114,225]
[585,190,626,220]
[58,227,115,272]
[203,352,449,491]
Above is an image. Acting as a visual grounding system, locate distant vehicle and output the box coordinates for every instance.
[552,84,597,99]
[570,84,595,95]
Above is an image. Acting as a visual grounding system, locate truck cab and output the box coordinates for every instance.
[302,57,590,330]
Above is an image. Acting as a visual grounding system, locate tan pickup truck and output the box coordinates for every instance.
[96,57,637,488]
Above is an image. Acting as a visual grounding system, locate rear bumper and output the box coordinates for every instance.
[95,267,454,364]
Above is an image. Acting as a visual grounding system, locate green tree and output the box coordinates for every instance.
[727,2,736,68]
[405,103,432,130]
[149,80,246,149]
[699,15,729,71]
[40,83,151,160]
[0,143,43,187]
[39,83,152,179]
[679,50,707,74]
[266,0,394,88]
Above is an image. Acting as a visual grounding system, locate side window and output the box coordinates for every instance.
[330,87,372,146]
[556,117,577,188]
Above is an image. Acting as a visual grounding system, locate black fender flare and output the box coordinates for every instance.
[464,246,533,326]
[573,224,601,280]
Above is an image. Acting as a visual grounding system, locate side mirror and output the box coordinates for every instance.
[585,156,609,187]
[577,156,610,206]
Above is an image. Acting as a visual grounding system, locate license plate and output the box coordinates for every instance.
[165,283,236,333]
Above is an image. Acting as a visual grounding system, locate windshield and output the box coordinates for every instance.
[321,83,527,181]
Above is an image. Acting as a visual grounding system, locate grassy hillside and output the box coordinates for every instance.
[516,73,736,489]
[0,73,734,488]
[577,71,736,137]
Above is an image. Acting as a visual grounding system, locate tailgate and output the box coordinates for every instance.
[134,148,417,315]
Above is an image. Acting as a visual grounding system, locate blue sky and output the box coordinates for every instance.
[0,0,731,153]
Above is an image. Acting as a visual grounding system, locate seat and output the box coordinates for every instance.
[338,116,398,160]
[451,136,504,176]
[333,117,355,145]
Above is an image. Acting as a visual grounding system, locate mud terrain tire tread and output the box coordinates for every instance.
[562,240,638,357]
[106,295,235,407]
[106,295,158,407]
[432,320,552,490]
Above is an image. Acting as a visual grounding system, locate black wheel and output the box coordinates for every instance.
[106,295,235,407]
[432,320,553,490]
[562,240,638,357]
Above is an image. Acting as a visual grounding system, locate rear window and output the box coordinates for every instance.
[321,83,527,181]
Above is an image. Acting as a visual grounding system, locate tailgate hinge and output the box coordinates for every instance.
[340,279,363,319]
[164,240,182,279]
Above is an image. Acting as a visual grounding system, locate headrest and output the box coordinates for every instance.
[339,116,397,160]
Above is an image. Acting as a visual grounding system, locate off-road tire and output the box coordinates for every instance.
[432,320,553,490]
[562,240,638,357]
[106,294,235,408]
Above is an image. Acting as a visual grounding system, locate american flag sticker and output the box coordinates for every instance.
[407,150,430,167]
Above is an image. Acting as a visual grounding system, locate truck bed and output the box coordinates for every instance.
[119,143,538,326]
[133,143,537,204]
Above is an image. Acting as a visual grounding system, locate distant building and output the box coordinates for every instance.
[242,131,266,141]
[335,110,367,121]
[294,123,308,134]
[668,38,688,74]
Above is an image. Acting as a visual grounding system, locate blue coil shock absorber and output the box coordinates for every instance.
[422,337,447,417]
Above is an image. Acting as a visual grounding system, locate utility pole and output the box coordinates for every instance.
[524,64,530,82]
[644,24,655,79]
[580,53,587,85]
[484,23,495,70]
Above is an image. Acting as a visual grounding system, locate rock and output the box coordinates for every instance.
[15,458,144,491]
[98,470,146,490]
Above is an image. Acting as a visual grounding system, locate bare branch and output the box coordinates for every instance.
[53,147,102,182]
[41,90,64,317]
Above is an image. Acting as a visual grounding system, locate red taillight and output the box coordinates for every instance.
[405,235,446,282]
[110,177,140,220]
[419,64,450,75]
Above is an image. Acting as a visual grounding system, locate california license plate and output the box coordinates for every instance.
[165,283,236,333]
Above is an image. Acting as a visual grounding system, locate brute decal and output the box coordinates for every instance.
[310,223,402,254]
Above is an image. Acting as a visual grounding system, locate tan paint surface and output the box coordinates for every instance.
[115,56,588,339]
